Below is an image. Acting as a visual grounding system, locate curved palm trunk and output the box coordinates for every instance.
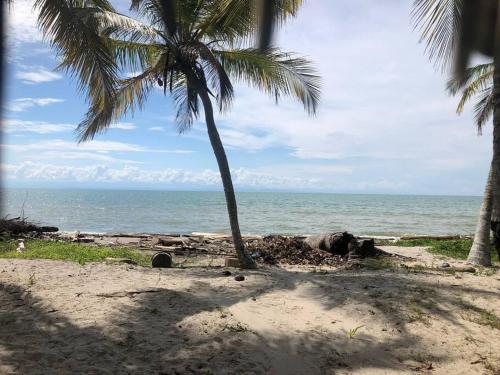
[468,7,500,266]
[468,165,493,266]
[491,165,500,260]
[198,89,256,269]
[492,60,500,263]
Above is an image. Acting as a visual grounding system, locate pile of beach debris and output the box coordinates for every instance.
[248,232,385,266]
[3,223,386,267]
[0,217,58,237]
[247,235,343,266]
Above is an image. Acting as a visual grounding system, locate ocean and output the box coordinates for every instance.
[1,188,482,236]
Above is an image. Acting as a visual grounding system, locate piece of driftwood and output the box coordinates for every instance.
[158,237,188,246]
[359,239,375,255]
[96,288,163,298]
[400,235,472,241]
[441,266,476,273]
[304,232,355,256]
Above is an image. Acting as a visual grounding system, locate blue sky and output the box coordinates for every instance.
[2,0,493,195]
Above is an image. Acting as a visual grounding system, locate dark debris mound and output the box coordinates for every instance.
[0,217,58,237]
[247,235,345,266]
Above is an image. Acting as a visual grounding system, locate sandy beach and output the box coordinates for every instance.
[0,245,498,374]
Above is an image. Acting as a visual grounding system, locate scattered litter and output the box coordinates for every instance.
[16,239,25,253]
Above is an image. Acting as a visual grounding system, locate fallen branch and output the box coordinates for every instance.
[96,288,164,298]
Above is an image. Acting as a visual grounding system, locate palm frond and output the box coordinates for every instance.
[215,48,320,114]
[446,62,494,133]
[447,63,493,94]
[188,42,234,110]
[106,38,163,73]
[196,0,255,44]
[95,10,162,43]
[130,0,177,37]
[474,87,494,134]
[197,0,302,47]
[412,0,463,71]
[35,1,120,138]
[447,62,493,114]
[76,53,166,141]
[172,79,200,133]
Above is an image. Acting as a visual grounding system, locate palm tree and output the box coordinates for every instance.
[448,62,500,263]
[412,0,499,266]
[34,0,320,269]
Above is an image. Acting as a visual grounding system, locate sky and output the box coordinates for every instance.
[1,0,493,195]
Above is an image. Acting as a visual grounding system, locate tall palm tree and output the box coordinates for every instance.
[448,62,500,262]
[412,0,499,266]
[34,0,320,269]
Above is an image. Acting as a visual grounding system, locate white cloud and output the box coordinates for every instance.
[3,162,319,188]
[2,139,194,154]
[7,98,64,112]
[40,151,142,164]
[6,0,42,44]
[3,119,74,134]
[149,126,166,132]
[15,68,62,84]
[112,122,137,130]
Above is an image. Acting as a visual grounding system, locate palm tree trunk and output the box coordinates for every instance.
[491,160,500,260]
[468,165,493,266]
[492,57,500,263]
[198,89,256,269]
[468,5,500,267]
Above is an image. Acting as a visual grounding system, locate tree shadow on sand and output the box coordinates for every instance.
[0,261,498,374]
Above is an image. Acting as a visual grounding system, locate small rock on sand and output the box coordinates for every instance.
[234,275,245,281]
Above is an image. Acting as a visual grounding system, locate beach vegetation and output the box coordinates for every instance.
[27,272,36,287]
[0,239,151,266]
[34,0,319,269]
[346,325,364,339]
[392,238,499,263]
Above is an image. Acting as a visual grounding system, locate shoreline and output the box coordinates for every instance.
[48,230,474,242]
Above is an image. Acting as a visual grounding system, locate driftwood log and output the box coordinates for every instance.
[304,232,355,256]
[304,232,378,260]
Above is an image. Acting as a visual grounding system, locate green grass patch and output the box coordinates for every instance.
[389,239,499,263]
[0,239,151,266]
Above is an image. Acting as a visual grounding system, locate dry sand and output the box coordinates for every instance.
[0,246,499,374]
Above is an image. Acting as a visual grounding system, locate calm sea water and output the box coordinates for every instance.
[1,188,482,236]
